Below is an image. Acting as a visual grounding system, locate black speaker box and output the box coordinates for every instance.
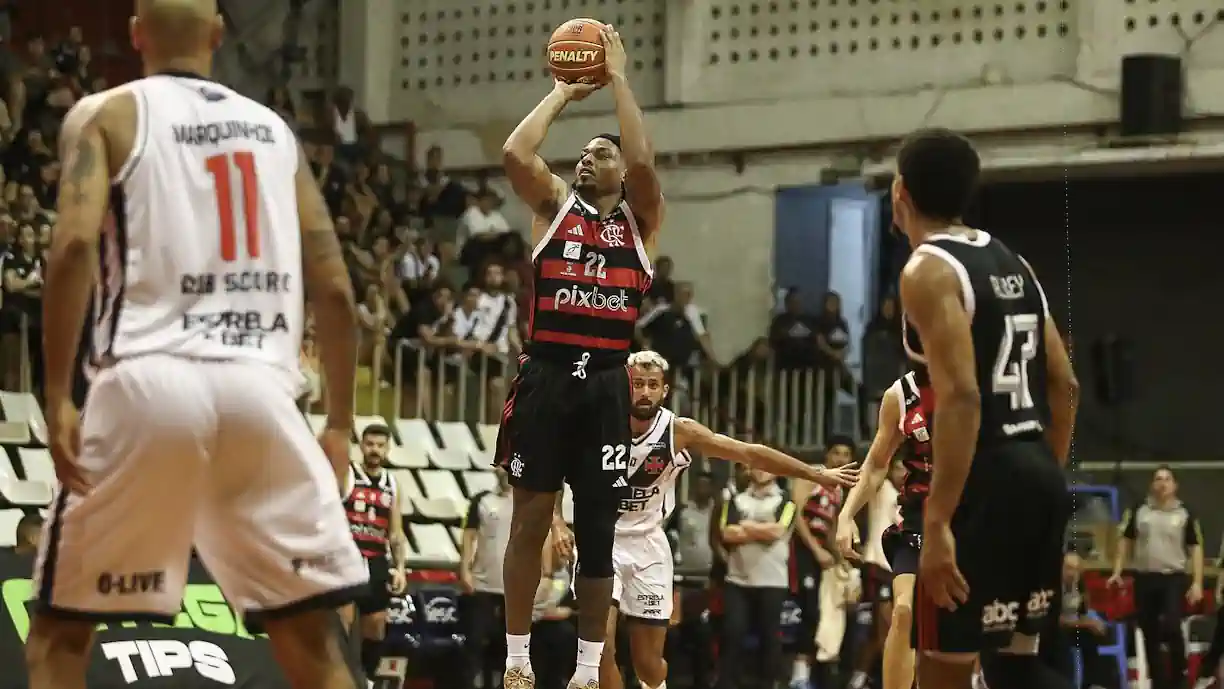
[1120,54,1183,137]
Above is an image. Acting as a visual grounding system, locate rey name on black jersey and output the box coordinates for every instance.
[902,230,1051,447]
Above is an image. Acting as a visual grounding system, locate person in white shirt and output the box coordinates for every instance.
[458,190,511,248]
[33,1,365,687]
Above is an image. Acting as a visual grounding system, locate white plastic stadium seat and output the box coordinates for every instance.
[449,526,463,545]
[402,471,462,522]
[0,509,22,547]
[16,449,56,487]
[390,420,436,469]
[0,392,47,446]
[0,421,30,445]
[462,471,498,497]
[428,447,471,471]
[409,523,460,565]
[349,444,363,466]
[306,414,326,434]
[417,470,466,504]
[476,423,499,453]
[435,422,479,454]
[387,470,418,517]
[0,453,52,507]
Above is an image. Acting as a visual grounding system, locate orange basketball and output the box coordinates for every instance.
[547,18,606,84]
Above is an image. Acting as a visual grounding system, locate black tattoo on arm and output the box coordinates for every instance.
[60,131,101,209]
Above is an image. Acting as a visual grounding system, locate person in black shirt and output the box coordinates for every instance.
[814,291,851,375]
[646,255,676,304]
[892,128,1078,689]
[391,283,456,416]
[32,156,58,210]
[0,222,43,391]
[769,287,819,370]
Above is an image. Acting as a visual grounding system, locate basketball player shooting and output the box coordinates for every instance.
[599,351,859,689]
[497,23,662,689]
[32,2,367,688]
[891,128,1079,689]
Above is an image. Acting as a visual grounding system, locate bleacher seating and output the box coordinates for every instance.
[0,390,523,571]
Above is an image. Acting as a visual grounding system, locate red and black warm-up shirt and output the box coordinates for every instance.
[893,369,933,532]
[343,466,399,559]
[525,191,653,365]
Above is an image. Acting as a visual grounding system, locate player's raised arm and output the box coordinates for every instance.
[673,417,859,488]
[502,82,594,218]
[1018,256,1079,466]
[44,97,118,404]
[294,143,357,436]
[600,26,664,237]
[837,386,906,546]
[899,252,980,525]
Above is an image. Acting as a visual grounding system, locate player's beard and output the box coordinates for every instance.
[631,399,661,421]
[363,455,384,472]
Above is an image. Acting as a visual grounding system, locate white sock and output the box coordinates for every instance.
[791,659,810,683]
[645,682,667,689]
[849,671,868,688]
[506,633,532,671]
[571,639,604,686]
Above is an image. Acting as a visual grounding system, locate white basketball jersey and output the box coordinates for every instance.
[618,407,692,536]
[85,74,303,378]
[863,479,900,569]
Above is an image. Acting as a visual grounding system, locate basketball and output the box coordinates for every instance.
[547,18,606,84]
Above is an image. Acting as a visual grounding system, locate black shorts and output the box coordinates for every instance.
[495,354,632,497]
[863,563,894,603]
[356,556,392,615]
[884,527,921,576]
[789,548,823,654]
[913,441,1070,654]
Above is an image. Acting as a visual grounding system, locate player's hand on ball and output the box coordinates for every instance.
[600,25,627,78]
[47,397,87,495]
[553,78,602,102]
[813,462,860,488]
[919,521,969,610]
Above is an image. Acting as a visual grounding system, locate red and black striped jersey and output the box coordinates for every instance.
[344,466,398,559]
[892,369,933,528]
[526,191,652,365]
[800,482,843,546]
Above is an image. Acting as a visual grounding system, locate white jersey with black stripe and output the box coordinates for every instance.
[618,407,692,536]
[83,73,304,379]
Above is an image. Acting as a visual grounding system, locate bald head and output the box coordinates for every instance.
[132,0,223,62]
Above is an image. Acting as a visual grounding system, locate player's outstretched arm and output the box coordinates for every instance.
[294,144,357,435]
[601,26,664,236]
[502,83,586,218]
[899,253,980,526]
[44,97,116,403]
[840,386,905,525]
[673,417,859,488]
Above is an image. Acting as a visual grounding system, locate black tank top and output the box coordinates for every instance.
[902,230,1051,448]
[526,192,652,367]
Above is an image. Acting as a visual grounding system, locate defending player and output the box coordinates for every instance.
[836,368,934,689]
[32,2,366,688]
[497,26,663,689]
[892,128,1079,689]
[599,351,859,689]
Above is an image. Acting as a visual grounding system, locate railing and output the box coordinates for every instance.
[303,336,865,450]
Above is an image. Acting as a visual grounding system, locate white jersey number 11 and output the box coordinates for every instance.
[205,151,260,262]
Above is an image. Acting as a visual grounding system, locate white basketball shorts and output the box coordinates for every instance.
[33,354,368,623]
[610,527,673,624]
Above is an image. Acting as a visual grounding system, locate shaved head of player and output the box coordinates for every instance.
[30,0,365,687]
[131,0,224,74]
[891,129,1079,689]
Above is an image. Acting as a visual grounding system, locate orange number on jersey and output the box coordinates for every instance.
[205,151,259,262]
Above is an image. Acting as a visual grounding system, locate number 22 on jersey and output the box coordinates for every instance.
[205,151,259,262]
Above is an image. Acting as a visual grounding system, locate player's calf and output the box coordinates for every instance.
[359,610,389,683]
[25,613,95,689]
[503,488,557,680]
[627,622,668,689]
[264,608,359,689]
[979,636,1073,689]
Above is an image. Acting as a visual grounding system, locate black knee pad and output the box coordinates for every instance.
[572,496,618,579]
[981,652,1073,689]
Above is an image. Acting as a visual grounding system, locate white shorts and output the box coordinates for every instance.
[611,527,673,624]
[33,355,367,623]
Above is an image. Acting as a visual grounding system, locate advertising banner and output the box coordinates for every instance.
[0,550,299,688]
